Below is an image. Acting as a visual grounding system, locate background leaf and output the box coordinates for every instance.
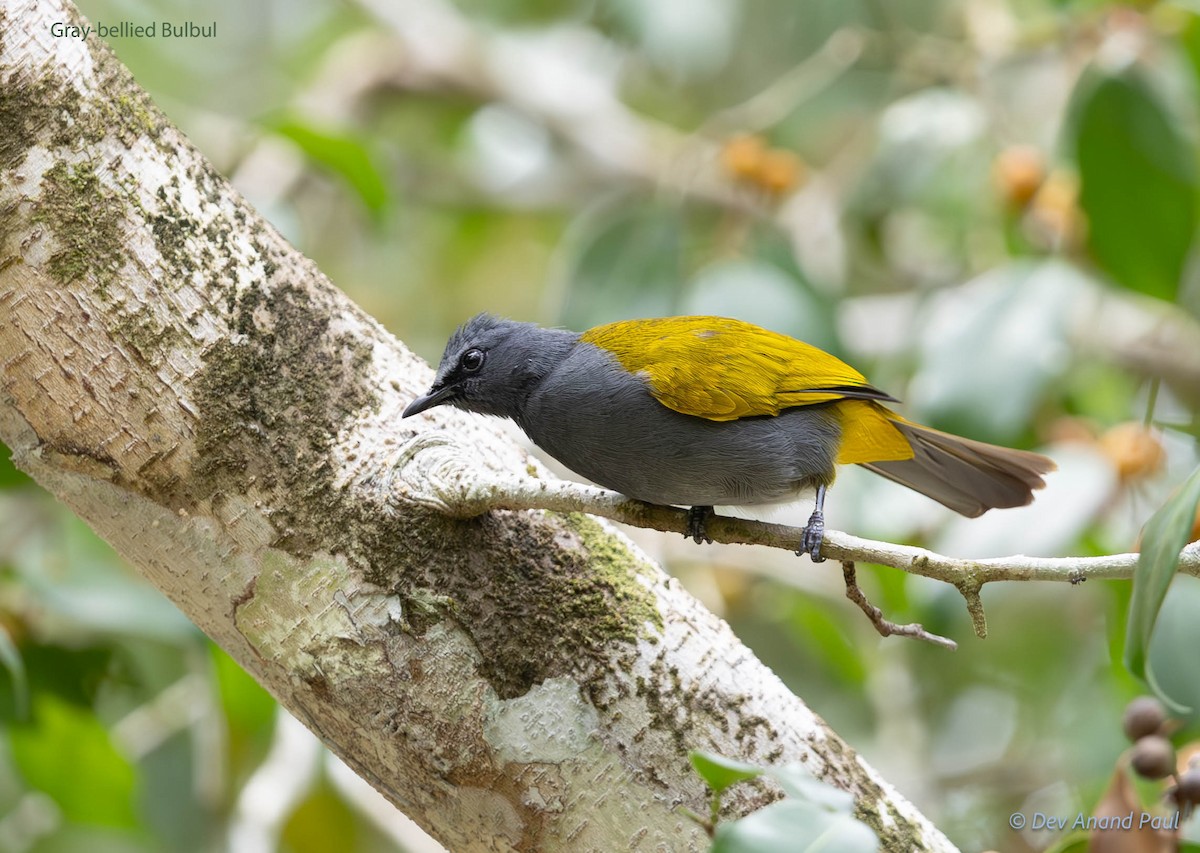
[0,440,33,488]
[271,118,390,223]
[768,764,854,812]
[281,781,361,853]
[1124,463,1200,706]
[9,694,139,828]
[712,799,879,853]
[687,750,763,794]
[1145,576,1200,722]
[1072,68,1198,301]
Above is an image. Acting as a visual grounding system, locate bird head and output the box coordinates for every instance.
[402,314,574,420]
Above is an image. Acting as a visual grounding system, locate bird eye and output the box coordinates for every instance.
[460,348,485,373]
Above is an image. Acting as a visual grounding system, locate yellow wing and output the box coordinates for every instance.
[580,316,913,464]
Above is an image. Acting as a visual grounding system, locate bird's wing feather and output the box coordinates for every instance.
[579,317,913,462]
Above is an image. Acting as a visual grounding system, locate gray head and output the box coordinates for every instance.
[402,314,578,421]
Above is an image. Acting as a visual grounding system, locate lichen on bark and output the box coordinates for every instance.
[31,160,128,288]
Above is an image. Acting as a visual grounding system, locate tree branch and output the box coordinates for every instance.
[392,432,1200,641]
[841,562,958,649]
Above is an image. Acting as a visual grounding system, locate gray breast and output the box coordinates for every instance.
[518,342,843,507]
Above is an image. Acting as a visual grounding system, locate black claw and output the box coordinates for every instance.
[686,506,715,545]
[798,484,828,562]
[801,511,825,562]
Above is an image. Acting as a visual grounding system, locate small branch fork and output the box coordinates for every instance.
[387,439,1200,645]
[841,562,958,649]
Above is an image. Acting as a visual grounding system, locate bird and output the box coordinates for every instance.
[402,314,1056,560]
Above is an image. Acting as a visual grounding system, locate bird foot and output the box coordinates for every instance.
[685,506,715,545]
[800,510,825,562]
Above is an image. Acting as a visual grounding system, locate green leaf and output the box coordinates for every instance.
[1072,68,1198,301]
[712,800,879,853]
[211,643,276,733]
[783,596,867,687]
[271,119,389,221]
[768,764,854,813]
[1145,576,1200,721]
[1124,463,1200,710]
[1042,831,1091,853]
[688,750,763,794]
[281,781,359,853]
[13,643,114,711]
[211,643,277,776]
[9,694,139,827]
[0,439,33,488]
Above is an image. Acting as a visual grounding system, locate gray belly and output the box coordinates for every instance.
[517,344,842,507]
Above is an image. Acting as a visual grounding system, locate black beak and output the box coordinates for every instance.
[402,383,458,417]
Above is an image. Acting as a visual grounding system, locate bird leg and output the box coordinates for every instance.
[685,505,715,544]
[800,485,826,562]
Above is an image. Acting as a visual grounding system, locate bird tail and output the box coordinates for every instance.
[860,419,1056,518]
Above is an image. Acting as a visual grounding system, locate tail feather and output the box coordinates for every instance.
[861,421,1055,518]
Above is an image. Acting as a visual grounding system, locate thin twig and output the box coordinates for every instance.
[955,583,988,639]
[841,562,957,649]
[389,435,1200,643]
[417,470,1200,584]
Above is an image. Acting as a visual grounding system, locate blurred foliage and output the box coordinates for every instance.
[688,750,880,851]
[1071,68,1198,303]
[1127,466,1200,709]
[269,117,391,223]
[4,0,1200,850]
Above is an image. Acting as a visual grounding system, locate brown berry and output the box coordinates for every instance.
[756,149,806,195]
[1100,423,1166,483]
[1122,696,1168,741]
[993,145,1045,208]
[1174,768,1200,807]
[1027,169,1084,248]
[1131,735,1176,780]
[720,135,767,181]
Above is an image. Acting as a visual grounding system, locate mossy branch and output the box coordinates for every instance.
[391,433,1200,643]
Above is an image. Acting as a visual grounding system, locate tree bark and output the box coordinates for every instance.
[0,0,956,849]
